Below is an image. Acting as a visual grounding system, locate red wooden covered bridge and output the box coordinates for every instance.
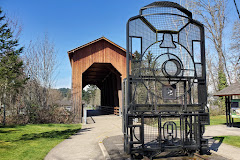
[68,37,127,122]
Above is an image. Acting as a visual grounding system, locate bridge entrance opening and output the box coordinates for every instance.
[82,63,122,115]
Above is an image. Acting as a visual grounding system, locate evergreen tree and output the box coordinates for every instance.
[133,50,141,61]
[0,8,27,125]
[218,70,228,91]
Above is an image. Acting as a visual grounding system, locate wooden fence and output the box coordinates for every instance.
[100,106,119,116]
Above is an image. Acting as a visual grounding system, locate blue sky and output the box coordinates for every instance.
[1,0,239,88]
[1,0,152,88]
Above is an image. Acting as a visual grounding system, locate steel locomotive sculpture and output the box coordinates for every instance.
[122,1,209,159]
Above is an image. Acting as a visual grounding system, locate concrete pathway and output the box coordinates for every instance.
[204,125,240,160]
[205,125,240,136]
[45,112,240,160]
[45,112,122,160]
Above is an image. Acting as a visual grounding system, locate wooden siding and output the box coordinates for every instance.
[69,38,127,122]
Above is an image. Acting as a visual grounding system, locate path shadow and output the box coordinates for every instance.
[221,122,240,128]
[208,136,224,152]
[0,124,26,128]
[15,127,91,141]
[232,122,240,128]
[19,129,80,140]
[71,127,92,136]
[0,129,19,133]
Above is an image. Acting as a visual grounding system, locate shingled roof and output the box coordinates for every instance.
[214,82,240,96]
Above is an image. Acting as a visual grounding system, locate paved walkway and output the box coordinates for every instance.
[205,125,240,136]
[45,112,240,160]
[45,111,122,160]
[204,125,240,160]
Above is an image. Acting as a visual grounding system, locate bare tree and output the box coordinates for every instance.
[206,48,218,92]
[21,34,65,123]
[229,21,240,82]
[23,34,58,112]
[5,13,22,40]
[191,0,228,91]
[25,34,57,89]
[48,89,63,106]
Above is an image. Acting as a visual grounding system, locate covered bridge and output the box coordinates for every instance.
[68,37,127,122]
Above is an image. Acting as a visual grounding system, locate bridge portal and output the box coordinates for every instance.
[68,37,127,122]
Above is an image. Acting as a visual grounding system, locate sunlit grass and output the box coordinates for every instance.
[213,136,240,148]
[210,115,240,125]
[0,124,81,160]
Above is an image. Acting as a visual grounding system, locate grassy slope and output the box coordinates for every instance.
[0,124,81,160]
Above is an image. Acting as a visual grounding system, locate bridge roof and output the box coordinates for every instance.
[67,36,126,55]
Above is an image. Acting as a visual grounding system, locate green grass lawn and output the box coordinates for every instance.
[213,136,240,148]
[210,115,240,148]
[210,115,240,125]
[0,123,81,160]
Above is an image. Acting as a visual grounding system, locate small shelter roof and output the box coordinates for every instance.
[214,82,240,96]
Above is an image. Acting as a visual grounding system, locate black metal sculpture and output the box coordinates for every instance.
[122,1,209,159]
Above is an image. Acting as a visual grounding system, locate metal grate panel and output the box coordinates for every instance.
[124,1,209,158]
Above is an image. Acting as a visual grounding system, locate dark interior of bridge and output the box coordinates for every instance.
[82,63,121,114]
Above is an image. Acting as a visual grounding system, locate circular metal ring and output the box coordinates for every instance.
[162,59,182,77]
